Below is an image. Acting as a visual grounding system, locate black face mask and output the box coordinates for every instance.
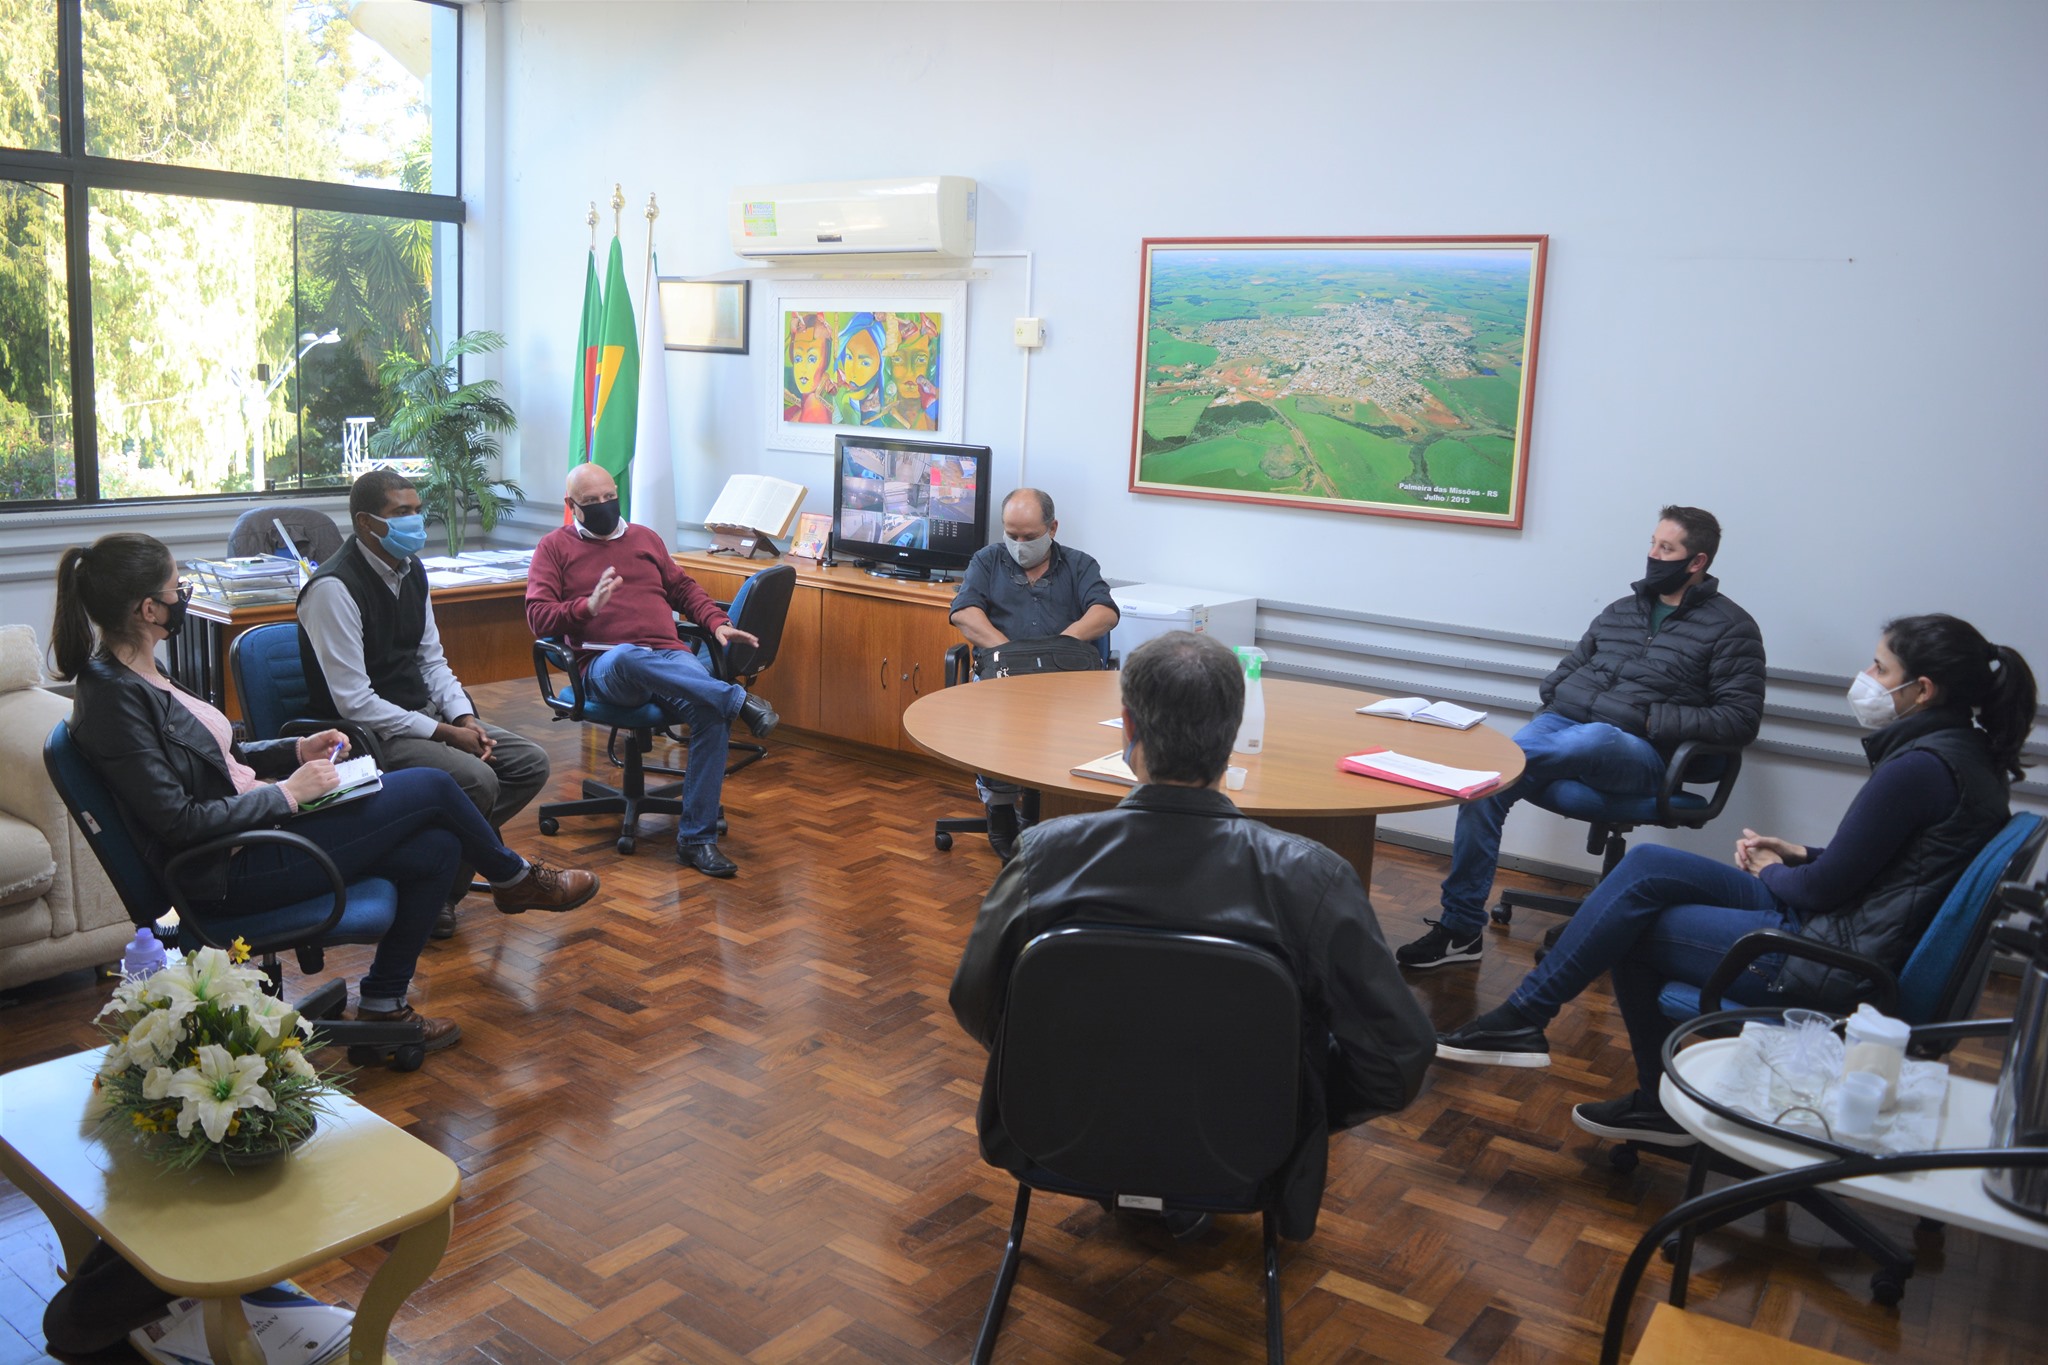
[1642,555,1696,595]
[577,497,622,537]
[148,594,188,638]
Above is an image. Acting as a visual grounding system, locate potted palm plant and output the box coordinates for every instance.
[369,330,521,554]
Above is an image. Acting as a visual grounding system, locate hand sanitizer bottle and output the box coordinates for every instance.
[1234,647,1266,756]
[121,926,167,980]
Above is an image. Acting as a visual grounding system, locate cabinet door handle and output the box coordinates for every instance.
[911,661,923,694]
[879,656,889,690]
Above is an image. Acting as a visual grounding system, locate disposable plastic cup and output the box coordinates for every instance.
[1834,1071,1886,1138]
[1224,766,1247,791]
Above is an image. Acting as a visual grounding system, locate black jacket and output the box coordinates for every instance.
[1769,707,2011,1009]
[1539,572,1766,756]
[949,785,1436,1239]
[70,656,299,902]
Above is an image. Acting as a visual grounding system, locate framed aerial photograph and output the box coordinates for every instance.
[1129,236,1547,528]
[765,279,967,453]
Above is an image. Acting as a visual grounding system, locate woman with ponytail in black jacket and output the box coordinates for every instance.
[1433,613,2033,1147]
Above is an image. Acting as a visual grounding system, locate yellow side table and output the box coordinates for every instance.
[0,1048,460,1365]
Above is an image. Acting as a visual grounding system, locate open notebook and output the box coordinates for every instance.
[1355,697,1488,730]
[1337,748,1501,799]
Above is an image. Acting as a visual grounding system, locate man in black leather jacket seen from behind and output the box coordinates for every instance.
[949,631,1435,1239]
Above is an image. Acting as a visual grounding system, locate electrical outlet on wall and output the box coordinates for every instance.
[1012,317,1045,348]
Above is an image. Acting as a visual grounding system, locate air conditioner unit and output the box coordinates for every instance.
[730,176,977,259]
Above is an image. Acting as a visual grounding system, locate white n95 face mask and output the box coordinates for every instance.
[1847,671,1914,729]
[1006,534,1051,570]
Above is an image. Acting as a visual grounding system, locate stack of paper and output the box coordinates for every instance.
[131,1281,353,1364]
[1337,748,1501,798]
[1355,697,1489,730]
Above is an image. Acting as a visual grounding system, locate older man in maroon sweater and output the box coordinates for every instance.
[526,465,779,877]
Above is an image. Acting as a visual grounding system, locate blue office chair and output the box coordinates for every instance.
[531,564,795,855]
[228,621,383,763]
[1491,740,1746,946]
[971,926,1307,1364]
[42,721,429,1070]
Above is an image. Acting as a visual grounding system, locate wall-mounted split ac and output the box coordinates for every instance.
[729,176,977,259]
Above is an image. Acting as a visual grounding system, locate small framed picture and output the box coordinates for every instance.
[790,511,833,560]
[660,278,750,354]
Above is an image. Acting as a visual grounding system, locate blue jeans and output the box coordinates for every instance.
[584,644,743,846]
[1438,712,1670,936]
[1506,843,1797,1098]
[220,768,525,1009]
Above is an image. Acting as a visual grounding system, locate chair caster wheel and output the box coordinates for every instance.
[392,1045,426,1073]
[935,831,954,851]
[716,818,728,836]
[1870,1269,1906,1306]
[1609,1144,1640,1173]
[539,817,559,836]
[1660,1236,1681,1263]
[1489,903,1512,925]
[617,836,636,855]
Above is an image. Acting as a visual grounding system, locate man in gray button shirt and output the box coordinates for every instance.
[299,469,551,936]
[948,487,1118,859]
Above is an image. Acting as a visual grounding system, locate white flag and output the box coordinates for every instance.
[629,253,678,547]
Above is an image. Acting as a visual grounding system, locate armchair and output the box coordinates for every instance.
[228,621,383,764]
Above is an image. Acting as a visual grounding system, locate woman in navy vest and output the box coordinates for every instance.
[1432,614,2033,1147]
[53,534,601,1059]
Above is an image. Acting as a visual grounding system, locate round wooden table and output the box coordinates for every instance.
[902,672,1525,888]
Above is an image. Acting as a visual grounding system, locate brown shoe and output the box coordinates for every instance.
[351,1004,462,1052]
[492,860,600,915]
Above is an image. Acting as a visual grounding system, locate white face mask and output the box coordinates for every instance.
[1005,533,1051,570]
[1847,671,1915,729]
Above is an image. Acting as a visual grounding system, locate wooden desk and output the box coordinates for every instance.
[0,1048,460,1364]
[900,671,1526,888]
[172,578,531,724]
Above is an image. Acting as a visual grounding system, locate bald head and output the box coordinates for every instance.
[566,463,617,502]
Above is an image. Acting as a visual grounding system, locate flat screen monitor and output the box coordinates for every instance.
[830,435,992,580]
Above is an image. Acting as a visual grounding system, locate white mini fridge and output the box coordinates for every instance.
[1109,583,1259,658]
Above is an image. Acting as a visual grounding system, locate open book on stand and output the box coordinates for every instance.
[1355,697,1488,730]
[1337,748,1501,799]
[703,475,805,558]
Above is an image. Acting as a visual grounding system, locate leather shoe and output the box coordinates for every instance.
[680,842,738,877]
[492,861,600,914]
[351,1004,462,1052]
[431,903,459,940]
[738,692,779,739]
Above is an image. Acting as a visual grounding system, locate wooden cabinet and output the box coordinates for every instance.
[675,552,960,757]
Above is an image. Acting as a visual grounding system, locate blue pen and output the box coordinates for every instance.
[329,740,345,763]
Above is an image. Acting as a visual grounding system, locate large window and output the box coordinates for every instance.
[0,0,461,507]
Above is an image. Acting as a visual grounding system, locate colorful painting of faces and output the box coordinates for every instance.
[782,309,943,430]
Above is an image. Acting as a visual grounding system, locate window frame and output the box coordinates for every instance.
[0,0,465,511]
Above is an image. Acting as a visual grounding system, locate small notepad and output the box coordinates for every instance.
[1355,697,1488,730]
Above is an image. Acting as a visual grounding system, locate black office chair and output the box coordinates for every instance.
[532,564,796,854]
[42,720,428,1070]
[933,636,1112,854]
[970,925,1309,1364]
[227,505,343,565]
[1491,739,1745,950]
[227,621,382,764]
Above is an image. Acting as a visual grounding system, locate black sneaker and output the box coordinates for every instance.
[1435,1007,1551,1067]
[986,803,1020,861]
[1396,919,1482,969]
[1571,1094,1696,1148]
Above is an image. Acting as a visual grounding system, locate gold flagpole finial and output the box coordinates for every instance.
[611,183,625,236]
[586,201,598,251]
[645,192,660,225]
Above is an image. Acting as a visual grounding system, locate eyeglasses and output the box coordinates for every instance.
[149,581,193,608]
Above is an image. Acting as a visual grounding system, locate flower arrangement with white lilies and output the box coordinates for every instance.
[91,939,348,1168]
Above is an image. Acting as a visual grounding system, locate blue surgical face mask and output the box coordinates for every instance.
[370,512,427,560]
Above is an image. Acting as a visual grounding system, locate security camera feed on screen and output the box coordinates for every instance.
[837,443,981,553]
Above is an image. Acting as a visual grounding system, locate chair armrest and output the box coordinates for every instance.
[532,638,585,720]
[1656,739,1744,825]
[278,719,384,768]
[1697,928,1899,1013]
[676,618,753,681]
[161,829,349,949]
[945,642,973,688]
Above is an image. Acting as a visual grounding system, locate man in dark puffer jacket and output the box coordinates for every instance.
[1397,506,1766,969]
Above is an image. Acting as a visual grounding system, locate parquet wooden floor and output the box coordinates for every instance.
[3,678,2042,1363]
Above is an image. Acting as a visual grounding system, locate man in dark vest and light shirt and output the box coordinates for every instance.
[299,469,551,937]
